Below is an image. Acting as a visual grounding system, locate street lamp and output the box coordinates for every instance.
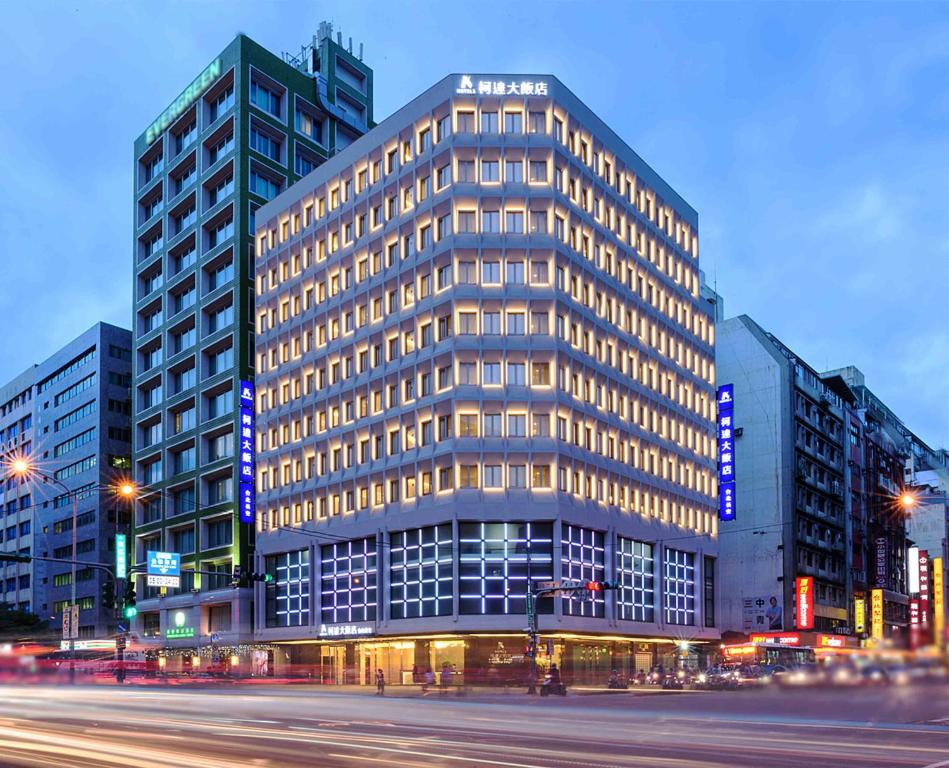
[899,492,918,511]
[3,458,138,683]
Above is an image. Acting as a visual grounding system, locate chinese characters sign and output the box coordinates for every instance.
[456,75,549,96]
[918,550,930,630]
[870,588,884,641]
[147,550,181,588]
[795,576,814,630]
[239,380,256,525]
[115,533,127,580]
[717,384,736,521]
[874,538,888,588]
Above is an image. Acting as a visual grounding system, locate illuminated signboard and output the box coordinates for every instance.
[319,623,374,638]
[874,538,888,588]
[908,546,920,593]
[749,632,801,646]
[918,550,930,630]
[816,634,845,648]
[854,597,866,634]
[115,533,127,580]
[146,58,222,144]
[147,550,181,588]
[717,384,736,521]
[238,380,256,525]
[455,75,549,96]
[933,557,944,644]
[870,588,884,641]
[166,610,196,639]
[796,576,814,630]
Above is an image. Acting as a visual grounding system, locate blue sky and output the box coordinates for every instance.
[1,1,946,447]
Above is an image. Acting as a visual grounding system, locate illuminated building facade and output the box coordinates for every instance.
[252,74,719,684]
[0,322,132,637]
[130,27,373,667]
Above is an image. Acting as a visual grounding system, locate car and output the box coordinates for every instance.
[859,665,889,686]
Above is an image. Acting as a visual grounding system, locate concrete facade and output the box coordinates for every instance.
[250,74,719,683]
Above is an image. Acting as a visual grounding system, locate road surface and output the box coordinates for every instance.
[0,684,945,767]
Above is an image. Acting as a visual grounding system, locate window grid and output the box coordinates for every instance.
[561,524,605,617]
[390,524,453,618]
[616,537,655,622]
[320,537,377,624]
[458,521,553,615]
[265,549,310,628]
[663,548,695,626]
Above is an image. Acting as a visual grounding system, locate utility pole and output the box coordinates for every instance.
[526,590,538,694]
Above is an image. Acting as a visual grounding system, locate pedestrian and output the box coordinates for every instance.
[422,668,435,693]
[440,664,452,695]
[375,668,385,696]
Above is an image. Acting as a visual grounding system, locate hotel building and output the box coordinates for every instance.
[252,74,719,684]
[130,27,373,666]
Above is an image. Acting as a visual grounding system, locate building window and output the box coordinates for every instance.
[458,521,553,615]
[704,556,716,628]
[561,525,605,617]
[250,80,281,116]
[265,549,310,628]
[320,537,377,624]
[390,524,453,619]
[664,548,695,626]
[616,538,655,623]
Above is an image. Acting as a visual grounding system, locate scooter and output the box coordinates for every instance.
[607,672,628,690]
[540,673,567,696]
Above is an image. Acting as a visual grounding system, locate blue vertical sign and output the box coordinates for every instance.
[717,384,736,521]
[238,380,256,524]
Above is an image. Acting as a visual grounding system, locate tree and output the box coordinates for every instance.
[0,603,50,640]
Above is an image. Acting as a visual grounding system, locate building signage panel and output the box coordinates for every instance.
[318,623,374,638]
[795,576,814,630]
[146,58,222,144]
[115,533,127,580]
[166,627,196,639]
[147,551,180,577]
[146,574,180,588]
[749,632,801,646]
[717,384,736,522]
[455,75,548,96]
[874,538,887,588]
[918,550,930,630]
[854,597,866,634]
[239,380,256,525]
[870,588,884,641]
[933,557,944,644]
[908,546,920,593]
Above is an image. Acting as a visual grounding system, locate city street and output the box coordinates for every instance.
[0,684,945,768]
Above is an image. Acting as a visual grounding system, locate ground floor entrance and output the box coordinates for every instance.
[271,634,713,687]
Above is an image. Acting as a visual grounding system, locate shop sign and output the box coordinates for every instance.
[795,576,814,630]
[61,639,115,651]
[854,597,866,634]
[319,623,374,638]
[717,384,736,521]
[874,538,888,588]
[870,589,884,641]
[239,380,256,525]
[146,58,222,144]
[455,75,548,96]
[115,534,127,579]
[166,627,195,639]
[918,550,930,629]
[933,557,945,643]
[749,632,801,646]
[816,634,846,648]
[908,546,920,593]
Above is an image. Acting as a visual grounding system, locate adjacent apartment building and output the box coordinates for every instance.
[0,323,133,638]
[251,74,719,685]
[130,27,373,667]
[716,316,923,647]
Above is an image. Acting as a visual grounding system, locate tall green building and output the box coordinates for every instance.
[131,26,373,668]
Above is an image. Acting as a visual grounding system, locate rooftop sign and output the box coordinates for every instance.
[146,58,222,144]
[455,75,548,96]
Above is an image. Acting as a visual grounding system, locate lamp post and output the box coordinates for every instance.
[6,456,137,683]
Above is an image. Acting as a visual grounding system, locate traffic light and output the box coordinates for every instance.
[231,564,246,588]
[249,571,274,583]
[524,638,537,658]
[122,580,137,619]
[586,580,617,592]
[100,579,116,611]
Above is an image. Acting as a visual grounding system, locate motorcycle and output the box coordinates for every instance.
[540,673,567,696]
[607,672,628,690]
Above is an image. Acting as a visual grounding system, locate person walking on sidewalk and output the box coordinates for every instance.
[440,664,452,695]
[375,669,385,696]
[422,668,435,694]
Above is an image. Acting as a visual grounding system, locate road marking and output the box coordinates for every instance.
[922,761,949,768]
